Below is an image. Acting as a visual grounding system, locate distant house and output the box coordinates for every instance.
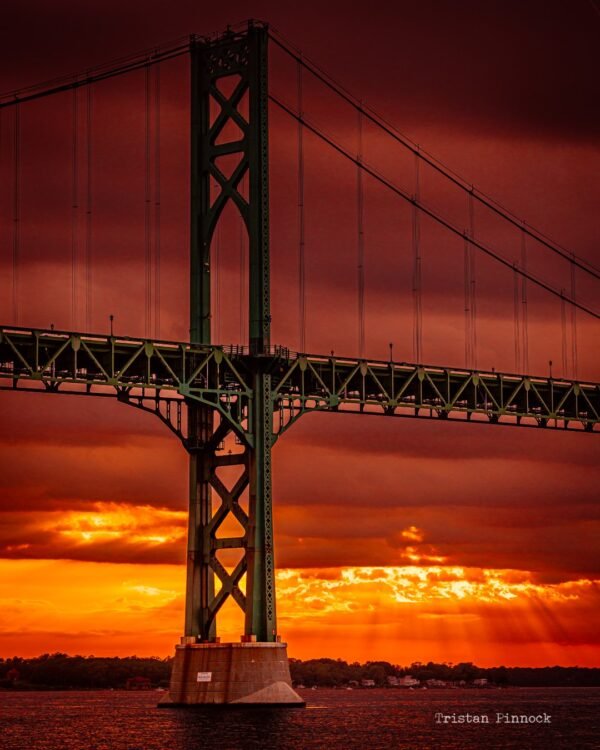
[425,678,447,688]
[386,676,399,686]
[125,676,152,690]
[473,678,488,687]
[397,675,420,687]
[360,679,376,688]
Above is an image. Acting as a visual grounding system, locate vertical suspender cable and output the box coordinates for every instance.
[214,191,220,344]
[463,223,471,367]
[239,173,246,345]
[412,152,422,362]
[357,107,365,358]
[297,58,306,352]
[468,191,477,369]
[513,265,521,372]
[71,87,79,328]
[85,85,93,332]
[570,258,578,379]
[144,66,152,338]
[0,109,2,307]
[521,229,529,373]
[0,109,2,313]
[560,289,568,378]
[12,104,20,325]
[154,62,161,339]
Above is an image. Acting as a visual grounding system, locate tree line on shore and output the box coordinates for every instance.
[0,654,171,690]
[288,658,600,688]
[0,653,598,690]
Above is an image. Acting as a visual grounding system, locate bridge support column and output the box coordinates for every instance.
[184,403,215,642]
[161,399,301,706]
[245,370,277,642]
[161,641,301,706]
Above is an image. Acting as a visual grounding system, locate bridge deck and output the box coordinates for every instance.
[1,326,598,435]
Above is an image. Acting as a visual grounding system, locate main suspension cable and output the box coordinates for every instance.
[269,94,600,320]
[269,30,600,281]
[0,38,191,110]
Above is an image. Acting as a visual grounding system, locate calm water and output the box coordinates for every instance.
[0,688,598,750]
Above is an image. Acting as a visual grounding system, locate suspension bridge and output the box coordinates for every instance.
[0,21,598,705]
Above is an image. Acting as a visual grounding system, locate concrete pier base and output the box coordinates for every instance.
[158,641,305,706]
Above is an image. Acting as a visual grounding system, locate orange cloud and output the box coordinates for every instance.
[0,503,187,564]
[54,503,186,546]
[1,559,598,667]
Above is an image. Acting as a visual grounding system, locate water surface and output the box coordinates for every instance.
[1,687,598,749]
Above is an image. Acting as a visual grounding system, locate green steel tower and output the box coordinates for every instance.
[187,22,275,645]
[163,22,301,705]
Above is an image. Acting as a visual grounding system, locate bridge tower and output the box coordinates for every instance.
[161,22,303,706]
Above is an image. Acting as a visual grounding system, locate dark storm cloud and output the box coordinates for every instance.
[0,431,187,512]
[2,0,598,139]
[1,0,598,353]
[281,411,600,466]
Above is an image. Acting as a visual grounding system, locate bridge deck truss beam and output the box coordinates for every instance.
[1,327,598,435]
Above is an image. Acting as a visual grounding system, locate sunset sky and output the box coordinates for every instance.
[0,0,598,668]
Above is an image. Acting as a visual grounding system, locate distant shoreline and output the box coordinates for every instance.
[2,685,599,693]
[1,654,599,691]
